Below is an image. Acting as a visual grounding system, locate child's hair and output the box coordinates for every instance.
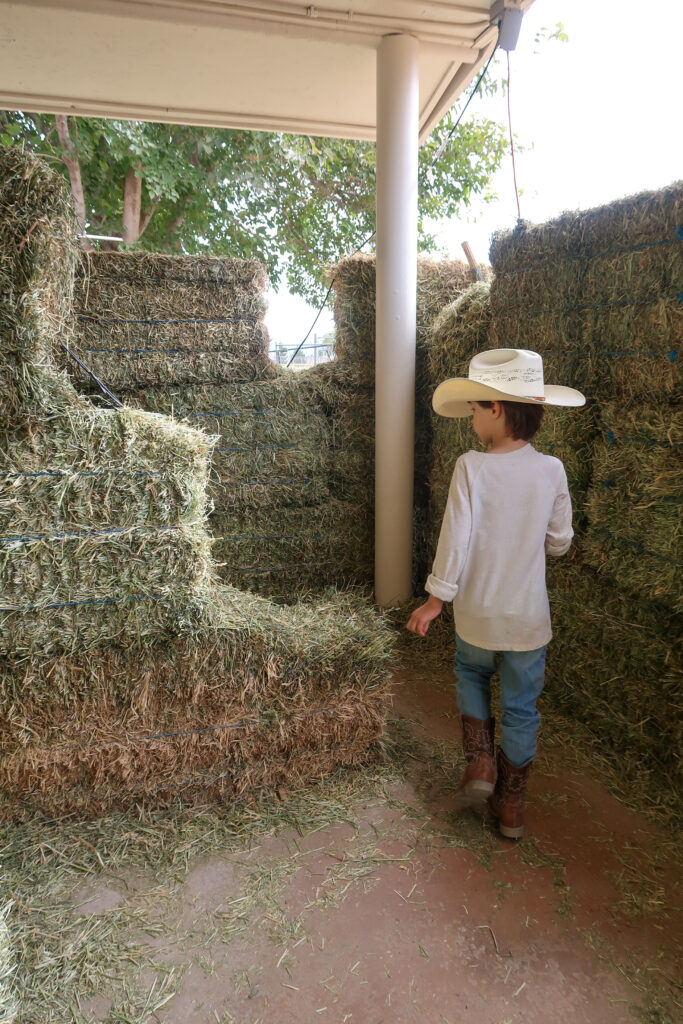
[476,400,544,441]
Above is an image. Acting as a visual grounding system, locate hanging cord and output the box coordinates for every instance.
[286,226,377,366]
[59,341,124,409]
[286,39,499,368]
[506,49,522,220]
[425,43,499,171]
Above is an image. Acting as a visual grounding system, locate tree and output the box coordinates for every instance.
[0,107,506,302]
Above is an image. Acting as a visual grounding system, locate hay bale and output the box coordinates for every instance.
[211,500,373,598]
[547,554,682,793]
[489,183,682,401]
[584,403,682,610]
[0,146,80,430]
[130,377,332,513]
[0,588,394,820]
[426,281,491,385]
[70,251,273,390]
[332,254,472,384]
[0,146,395,820]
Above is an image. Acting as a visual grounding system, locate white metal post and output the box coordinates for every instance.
[375,32,419,607]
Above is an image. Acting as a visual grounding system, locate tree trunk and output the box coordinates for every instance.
[123,166,142,245]
[55,114,92,249]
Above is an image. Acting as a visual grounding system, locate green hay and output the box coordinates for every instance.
[331,253,472,387]
[70,250,272,390]
[547,552,682,796]
[0,145,394,829]
[488,182,682,401]
[0,901,16,1024]
[534,405,598,530]
[211,501,373,598]
[584,403,682,609]
[426,281,491,386]
[129,377,332,513]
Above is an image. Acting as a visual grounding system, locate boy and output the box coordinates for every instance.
[407,348,585,839]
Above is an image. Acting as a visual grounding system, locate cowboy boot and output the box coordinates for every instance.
[488,747,531,840]
[453,715,496,809]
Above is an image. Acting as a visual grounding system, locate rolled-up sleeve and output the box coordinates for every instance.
[425,457,472,602]
[545,468,574,557]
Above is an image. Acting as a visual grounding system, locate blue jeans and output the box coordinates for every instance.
[454,634,546,767]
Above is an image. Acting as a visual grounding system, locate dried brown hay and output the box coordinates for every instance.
[0,586,393,820]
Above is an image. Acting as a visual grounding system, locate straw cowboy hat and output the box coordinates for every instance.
[433,348,586,418]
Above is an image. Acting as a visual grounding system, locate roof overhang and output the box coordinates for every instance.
[0,0,534,143]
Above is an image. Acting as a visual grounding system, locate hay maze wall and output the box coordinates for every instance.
[423,184,682,798]
[0,147,394,821]
[67,251,472,600]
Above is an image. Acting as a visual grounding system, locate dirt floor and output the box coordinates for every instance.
[7,668,681,1024]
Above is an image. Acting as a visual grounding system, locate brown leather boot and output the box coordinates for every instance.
[488,747,531,840]
[453,715,496,809]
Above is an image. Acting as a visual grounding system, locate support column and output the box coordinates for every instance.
[375,32,419,606]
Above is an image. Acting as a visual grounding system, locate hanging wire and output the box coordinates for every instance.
[286,226,377,367]
[506,49,522,220]
[286,38,500,368]
[59,341,123,408]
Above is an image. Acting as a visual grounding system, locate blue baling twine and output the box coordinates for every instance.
[0,525,182,546]
[189,409,315,418]
[604,530,682,566]
[37,706,335,755]
[84,348,245,355]
[0,593,163,613]
[215,444,298,453]
[496,290,682,319]
[77,315,257,324]
[0,470,163,479]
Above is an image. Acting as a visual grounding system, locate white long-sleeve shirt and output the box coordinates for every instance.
[425,445,573,651]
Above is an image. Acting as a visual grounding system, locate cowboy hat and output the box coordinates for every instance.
[433,348,586,419]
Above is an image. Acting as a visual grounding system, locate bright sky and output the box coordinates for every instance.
[266,0,682,350]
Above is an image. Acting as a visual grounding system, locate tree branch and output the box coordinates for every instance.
[122,165,142,244]
[55,114,91,250]
[138,200,159,240]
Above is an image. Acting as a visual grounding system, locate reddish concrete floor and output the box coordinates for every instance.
[76,670,681,1024]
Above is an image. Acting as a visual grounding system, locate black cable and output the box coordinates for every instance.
[286,38,499,367]
[422,42,499,176]
[286,226,377,367]
[59,341,124,409]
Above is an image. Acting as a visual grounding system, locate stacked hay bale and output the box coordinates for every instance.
[0,145,394,820]
[67,252,377,599]
[71,251,272,390]
[332,255,473,589]
[487,183,682,797]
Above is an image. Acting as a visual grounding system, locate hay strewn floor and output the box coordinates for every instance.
[4,654,680,1024]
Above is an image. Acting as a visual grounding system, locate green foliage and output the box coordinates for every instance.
[0,106,506,302]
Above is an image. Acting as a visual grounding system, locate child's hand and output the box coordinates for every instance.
[406,596,443,637]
